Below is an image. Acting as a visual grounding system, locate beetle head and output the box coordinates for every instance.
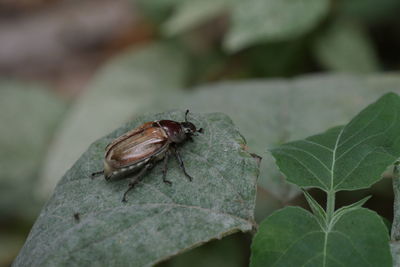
[182,109,203,136]
[181,121,197,134]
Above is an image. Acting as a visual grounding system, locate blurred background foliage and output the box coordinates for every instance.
[0,0,399,266]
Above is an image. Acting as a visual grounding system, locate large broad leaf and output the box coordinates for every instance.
[271,93,400,192]
[314,19,379,73]
[224,0,330,51]
[14,111,259,266]
[37,43,188,199]
[250,207,391,266]
[0,79,66,220]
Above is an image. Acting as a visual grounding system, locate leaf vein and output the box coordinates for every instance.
[273,150,328,189]
[278,146,331,174]
[336,107,397,162]
[301,139,333,152]
[330,230,372,266]
[337,104,384,150]
[330,127,344,190]
[333,149,375,190]
[272,230,324,267]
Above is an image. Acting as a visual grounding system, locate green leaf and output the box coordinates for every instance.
[314,19,379,73]
[302,190,326,228]
[162,0,228,36]
[14,111,259,266]
[331,195,371,228]
[250,207,391,267]
[37,43,188,199]
[0,79,66,220]
[271,93,400,192]
[224,0,330,51]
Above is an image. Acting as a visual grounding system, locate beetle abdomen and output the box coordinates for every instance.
[104,157,150,180]
[104,125,169,179]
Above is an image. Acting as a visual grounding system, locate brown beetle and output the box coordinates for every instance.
[91,110,203,202]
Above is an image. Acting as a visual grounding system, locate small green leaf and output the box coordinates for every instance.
[271,93,400,192]
[250,207,391,267]
[14,111,259,266]
[302,190,326,228]
[224,0,330,51]
[314,19,379,73]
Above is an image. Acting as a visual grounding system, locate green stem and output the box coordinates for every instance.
[326,190,335,226]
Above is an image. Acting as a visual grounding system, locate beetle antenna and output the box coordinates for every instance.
[185,109,189,122]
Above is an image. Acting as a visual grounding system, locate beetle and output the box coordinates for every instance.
[91,110,203,202]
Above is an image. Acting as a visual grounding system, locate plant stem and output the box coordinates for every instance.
[326,190,335,225]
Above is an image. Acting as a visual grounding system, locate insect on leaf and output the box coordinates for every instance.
[13,111,259,267]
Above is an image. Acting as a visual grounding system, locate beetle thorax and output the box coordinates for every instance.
[158,120,187,143]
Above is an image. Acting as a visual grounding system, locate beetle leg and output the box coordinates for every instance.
[91,170,104,179]
[185,109,189,122]
[162,151,172,185]
[122,164,151,202]
[171,145,193,182]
